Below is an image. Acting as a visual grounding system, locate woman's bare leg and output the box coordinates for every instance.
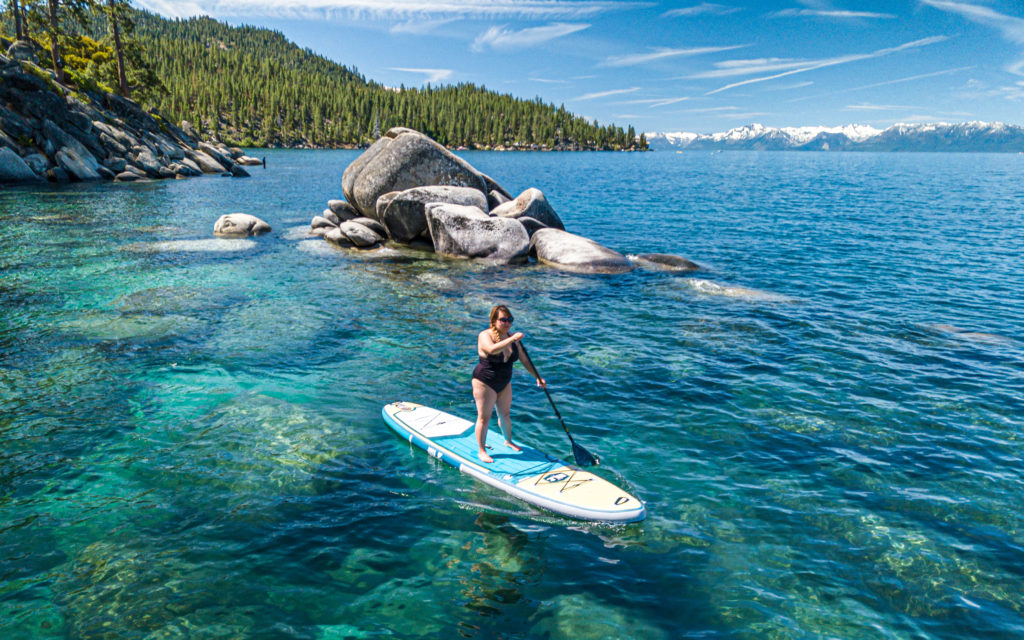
[495,383,520,451]
[472,379,498,463]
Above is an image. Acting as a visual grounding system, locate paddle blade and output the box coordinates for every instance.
[572,440,599,467]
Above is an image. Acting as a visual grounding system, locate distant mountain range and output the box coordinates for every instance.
[645,122,1024,152]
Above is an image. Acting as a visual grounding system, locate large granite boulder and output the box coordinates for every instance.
[213,213,271,237]
[0,147,43,182]
[198,142,234,169]
[426,203,529,264]
[530,228,634,274]
[56,146,101,181]
[343,128,488,218]
[382,185,489,243]
[491,188,565,230]
[7,40,38,64]
[187,149,227,174]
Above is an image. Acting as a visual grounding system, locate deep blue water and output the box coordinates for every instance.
[2,149,1023,639]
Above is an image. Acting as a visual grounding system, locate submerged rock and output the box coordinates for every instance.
[531,228,634,274]
[213,213,272,237]
[631,253,701,272]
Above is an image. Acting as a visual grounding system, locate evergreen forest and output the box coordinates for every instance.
[1,2,647,150]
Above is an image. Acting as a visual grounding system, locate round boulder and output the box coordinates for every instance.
[349,217,387,237]
[213,213,272,237]
[327,199,360,220]
[382,185,489,243]
[530,229,635,274]
[491,188,565,231]
[310,215,337,231]
[323,227,354,247]
[426,203,529,264]
[343,128,488,218]
[339,220,383,248]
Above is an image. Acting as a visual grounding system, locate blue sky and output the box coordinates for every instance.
[135,1,1024,133]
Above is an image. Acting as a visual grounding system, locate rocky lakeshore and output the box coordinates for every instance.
[308,127,698,275]
[0,45,261,186]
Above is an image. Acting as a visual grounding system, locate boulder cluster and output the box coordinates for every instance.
[0,46,261,185]
[311,127,641,274]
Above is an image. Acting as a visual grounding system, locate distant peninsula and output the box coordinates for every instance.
[645,122,1024,153]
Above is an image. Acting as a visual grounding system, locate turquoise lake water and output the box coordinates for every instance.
[2,149,1023,638]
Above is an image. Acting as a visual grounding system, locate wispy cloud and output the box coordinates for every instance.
[773,9,895,19]
[788,65,972,102]
[573,87,641,100]
[705,36,948,94]
[602,45,745,67]
[845,103,925,111]
[663,3,739,18]
[472,22,589,51]
[390,67,454,83]
[692,57,815,79]
[921,0,1024,78]
[390,17,458,33]
[920,0,1024,44]
[529,77,570,84]
[763,80,814,91]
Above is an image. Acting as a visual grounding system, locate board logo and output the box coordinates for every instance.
[543,472,570,483]
[615,496,630,505]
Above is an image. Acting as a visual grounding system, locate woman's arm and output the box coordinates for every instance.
[516,343,547,388]
[478,330,523,357]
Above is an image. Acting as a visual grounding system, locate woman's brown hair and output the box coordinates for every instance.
[489,305,512,342]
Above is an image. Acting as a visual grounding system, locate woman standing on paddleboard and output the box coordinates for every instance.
[472,305,545,463]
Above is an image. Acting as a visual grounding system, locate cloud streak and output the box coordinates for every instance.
[390,67,454,83]
[472,22,589,51]
[573,87,641,100]
[602,45,745,67]
[773,9,896,19]
[663,3,739,18]
[705,36,948,94]
[134,0,642,20]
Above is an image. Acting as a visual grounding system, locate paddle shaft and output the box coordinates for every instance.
[518,342,597,465]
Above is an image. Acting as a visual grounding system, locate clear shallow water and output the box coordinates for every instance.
[2,149,1023,639]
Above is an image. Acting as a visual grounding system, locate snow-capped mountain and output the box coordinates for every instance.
[645,122,1024,152]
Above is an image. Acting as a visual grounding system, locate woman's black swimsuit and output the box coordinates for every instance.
[472,343,519,392]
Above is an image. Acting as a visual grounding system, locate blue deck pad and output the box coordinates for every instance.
[383,402,647,523]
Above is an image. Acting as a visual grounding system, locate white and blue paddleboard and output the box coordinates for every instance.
[383,402,645,523]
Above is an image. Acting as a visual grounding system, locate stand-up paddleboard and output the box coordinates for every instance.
[383,402,645,523]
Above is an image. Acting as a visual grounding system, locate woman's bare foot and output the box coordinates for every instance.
[505,441,522,452]
[478,451,494,463]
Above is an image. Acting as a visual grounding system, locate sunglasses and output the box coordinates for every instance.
[497,317,514,324]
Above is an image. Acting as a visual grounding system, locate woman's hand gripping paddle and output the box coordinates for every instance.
[518,342,599,467]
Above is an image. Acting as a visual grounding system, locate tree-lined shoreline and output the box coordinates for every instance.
[1,2,647,151]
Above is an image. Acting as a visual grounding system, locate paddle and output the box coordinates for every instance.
[517,342,599,467]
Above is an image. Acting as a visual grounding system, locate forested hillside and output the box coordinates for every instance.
[129,10,644,150]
